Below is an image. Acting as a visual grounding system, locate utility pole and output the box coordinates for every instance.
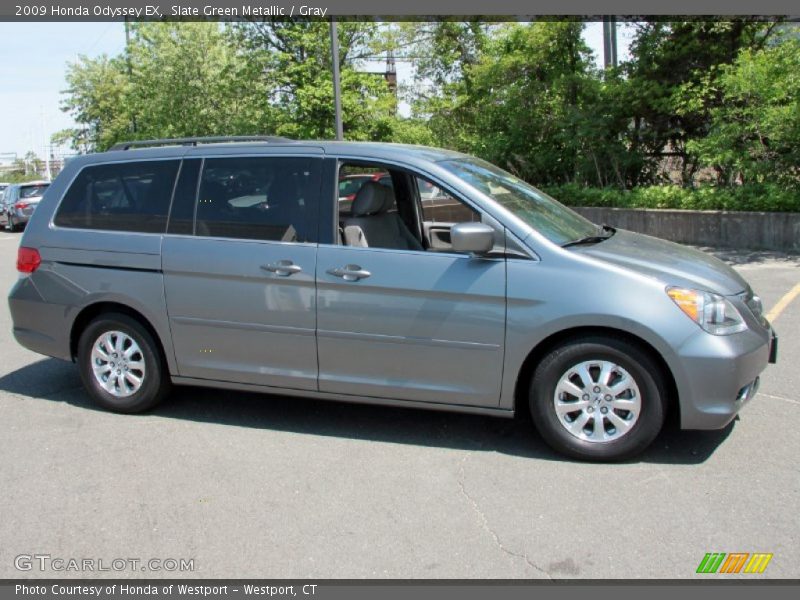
[41,107,52,181]
[330,18,343,141]
[124,17,137,133]
[603,17,618,69]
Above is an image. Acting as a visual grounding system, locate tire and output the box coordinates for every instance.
[4,214,14,232]
[77,312,171,413]
[529,335,666,461]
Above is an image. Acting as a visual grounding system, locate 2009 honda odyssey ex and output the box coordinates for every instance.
[8,137,777,460]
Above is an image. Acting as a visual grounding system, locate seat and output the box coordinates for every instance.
[343,182,423,251]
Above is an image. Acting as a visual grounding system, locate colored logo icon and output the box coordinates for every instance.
[696,553,773,574]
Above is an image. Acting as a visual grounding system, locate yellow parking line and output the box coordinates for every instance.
[766,282,800,323]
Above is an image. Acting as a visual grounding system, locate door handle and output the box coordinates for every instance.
[261,260,303,277]
[326,264,371,281]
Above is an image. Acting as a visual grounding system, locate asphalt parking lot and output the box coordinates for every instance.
[0,232,798,580]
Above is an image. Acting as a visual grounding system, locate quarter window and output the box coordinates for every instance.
[55,160,180,233]
[195,157,320,242]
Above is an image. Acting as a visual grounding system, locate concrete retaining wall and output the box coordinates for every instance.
[571,207,800,252]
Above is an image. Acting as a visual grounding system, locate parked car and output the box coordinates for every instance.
[8,137,777,461]
[0,182,9,197]
[1,181,50,231]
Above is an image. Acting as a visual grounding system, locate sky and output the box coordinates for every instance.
[0,21,632,161]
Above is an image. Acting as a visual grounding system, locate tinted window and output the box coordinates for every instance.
[196,157,320,242]
[55,160,179,233]
[167,159,201,235]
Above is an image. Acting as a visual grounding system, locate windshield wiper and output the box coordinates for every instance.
[561,224,616,248]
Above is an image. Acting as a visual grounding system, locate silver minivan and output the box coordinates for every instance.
[1,181,50,231]
[8,137,777,460]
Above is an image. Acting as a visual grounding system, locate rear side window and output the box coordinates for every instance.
[195,157,320,242]
[55,160,179,233]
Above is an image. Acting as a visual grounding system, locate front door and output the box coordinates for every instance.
[316,167,507,408]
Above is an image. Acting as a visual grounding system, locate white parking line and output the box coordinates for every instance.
[0,236,18,241]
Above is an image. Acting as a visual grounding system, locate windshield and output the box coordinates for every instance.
[439,157,598,245]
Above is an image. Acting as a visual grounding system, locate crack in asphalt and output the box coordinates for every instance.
[456,451,552,580]
[758,392,800,406]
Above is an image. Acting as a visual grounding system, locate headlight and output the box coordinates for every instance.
[667,287,747,335]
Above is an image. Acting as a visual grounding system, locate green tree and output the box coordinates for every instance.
[232,20,401,140]
[58,54,131,151]
[424,22,601,185]
[621,20,781,185]
[2,155,44,183]
[686,38,800,188]
[126,22,272,140]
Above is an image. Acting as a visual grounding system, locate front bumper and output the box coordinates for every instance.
[675,322,774,430]
[769,330,778,364]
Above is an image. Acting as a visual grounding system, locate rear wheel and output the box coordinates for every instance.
[77,313,170,413]
[529,336,666,461]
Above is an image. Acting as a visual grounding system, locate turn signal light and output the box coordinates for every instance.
[666,286,747,335]
[667,287,700,322]
[17,247,41,273]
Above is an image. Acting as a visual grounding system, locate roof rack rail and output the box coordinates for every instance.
[109,135,293,151]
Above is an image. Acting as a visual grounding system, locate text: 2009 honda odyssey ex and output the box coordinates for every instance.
[8,137,777,460]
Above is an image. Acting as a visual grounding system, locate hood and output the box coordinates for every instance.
[575,229,748,296]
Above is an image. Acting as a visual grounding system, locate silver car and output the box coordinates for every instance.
[1,181,50,231]
[7,137,777,461]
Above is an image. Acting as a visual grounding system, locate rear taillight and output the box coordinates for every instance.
[14,202,29,210]
[17,247,41,273]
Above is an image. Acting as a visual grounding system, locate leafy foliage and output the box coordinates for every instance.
[686,37,800,187]
[545,183,800,212]
[55,19,800,209]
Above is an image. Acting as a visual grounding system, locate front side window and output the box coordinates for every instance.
[439,157,597,245]
[195,157,320,242]
[417,176,480,224]
[55,160,179,233]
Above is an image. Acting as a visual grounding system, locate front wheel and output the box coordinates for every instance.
[529,336,666,461]
[77,313,171,413]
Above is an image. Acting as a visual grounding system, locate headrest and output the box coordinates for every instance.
[352,181,391,217]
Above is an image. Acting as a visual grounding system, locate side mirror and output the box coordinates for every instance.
[450,222,495,255]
